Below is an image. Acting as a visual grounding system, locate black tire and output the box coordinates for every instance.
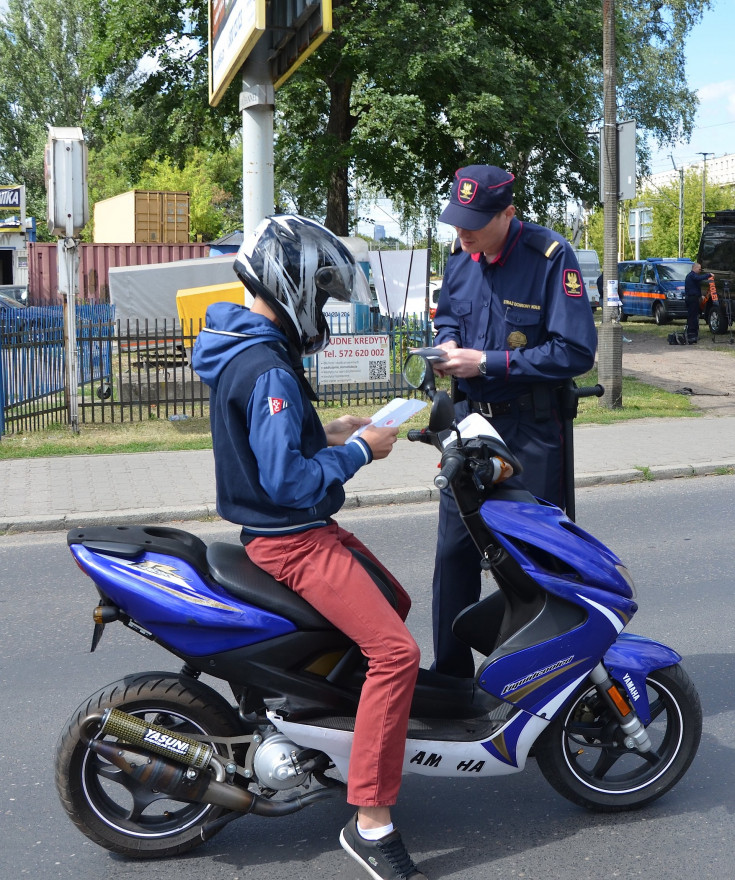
[708,306,726,334]
[618,307,628,322]
[653,302,668,326]
[55,672,244,858]
[535,664,701,812]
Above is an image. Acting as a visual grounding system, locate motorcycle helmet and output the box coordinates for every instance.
[234,214,372,356]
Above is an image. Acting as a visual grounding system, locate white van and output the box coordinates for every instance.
[573,249,601,311]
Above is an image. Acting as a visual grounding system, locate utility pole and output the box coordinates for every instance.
[670,155,685,258]
[698,152,713,230]
[599,0,622,408]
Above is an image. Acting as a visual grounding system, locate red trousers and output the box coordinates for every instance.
[246,522,420,807]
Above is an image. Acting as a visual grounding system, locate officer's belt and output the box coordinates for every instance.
[468,393,536,418]
[469,384,560,421]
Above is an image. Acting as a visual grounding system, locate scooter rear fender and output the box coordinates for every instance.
[603,632,682,725]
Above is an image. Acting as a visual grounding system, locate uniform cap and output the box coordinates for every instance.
[439,165,515,230]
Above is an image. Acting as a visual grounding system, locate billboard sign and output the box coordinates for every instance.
[208,0,332,104]
[269,1,332,90]
[0,185,25,231]
[209,0,267,107]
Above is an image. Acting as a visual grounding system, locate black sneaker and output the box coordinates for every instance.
[339,814,427,880]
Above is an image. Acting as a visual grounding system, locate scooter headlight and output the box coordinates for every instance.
[615,564,637,598]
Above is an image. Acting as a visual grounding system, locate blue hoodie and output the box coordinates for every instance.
[192,302,372,535]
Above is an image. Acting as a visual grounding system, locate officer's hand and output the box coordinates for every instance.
[432,341,458,377]
[437,347,486,379]
[325,415,371,446]
[359,425,399,460]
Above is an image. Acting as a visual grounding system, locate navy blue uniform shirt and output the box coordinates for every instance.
[684,270,711,299]
[433,216,597,402]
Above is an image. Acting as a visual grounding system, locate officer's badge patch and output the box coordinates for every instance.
[563,269,583,297]
[507,331,527,349]
[268,396,288,415]
[458,178,478,204]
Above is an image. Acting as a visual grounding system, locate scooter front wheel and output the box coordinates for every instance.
[55,671,244,858]
[535,663,701,811]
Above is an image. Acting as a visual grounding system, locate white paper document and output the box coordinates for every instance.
[350,397,427,437]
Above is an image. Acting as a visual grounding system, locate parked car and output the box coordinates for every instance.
[617,258,693,325]
[697,210,735,334]
[573,248,601,311]
[0,291,26,310]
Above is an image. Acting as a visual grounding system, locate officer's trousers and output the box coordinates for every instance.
[431,406,565,678]
[686,296,700,342]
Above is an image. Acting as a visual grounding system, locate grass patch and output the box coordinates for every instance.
[575,367,697,424]
[0,417,214,460]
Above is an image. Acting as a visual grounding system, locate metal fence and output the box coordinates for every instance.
[1,310,432,436]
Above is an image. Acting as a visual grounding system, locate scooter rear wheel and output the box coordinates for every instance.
[55,671,244,858]
[535,663,701,811]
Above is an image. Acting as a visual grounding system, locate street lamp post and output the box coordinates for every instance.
[698,152,713,230]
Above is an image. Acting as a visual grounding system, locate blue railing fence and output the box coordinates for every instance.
[1,307,431,436]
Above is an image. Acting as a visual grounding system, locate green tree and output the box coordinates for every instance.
[1,0,713,242]
[0,0,108,230]
[647,170,734,260]
[275,0,710,234]
[135,146,243,241]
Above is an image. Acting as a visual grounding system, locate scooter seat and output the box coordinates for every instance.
[207,542,335,631]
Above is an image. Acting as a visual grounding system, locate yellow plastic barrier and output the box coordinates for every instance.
[176,281,248,331]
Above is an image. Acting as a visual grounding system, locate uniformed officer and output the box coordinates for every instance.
[430,164,598,678]
[684,261,712,344]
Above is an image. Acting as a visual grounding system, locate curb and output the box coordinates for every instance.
[2,462,734,536]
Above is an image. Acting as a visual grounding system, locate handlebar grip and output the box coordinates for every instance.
[434,450,464,490]
[575,383,604,399]
[407,429,429,443]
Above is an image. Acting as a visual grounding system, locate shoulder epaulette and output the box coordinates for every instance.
[525,229,562,259]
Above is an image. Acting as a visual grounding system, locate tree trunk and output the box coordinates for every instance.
[324,76,353,235]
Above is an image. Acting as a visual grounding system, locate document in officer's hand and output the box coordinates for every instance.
[409,347,449,362]
[349,398,427,438]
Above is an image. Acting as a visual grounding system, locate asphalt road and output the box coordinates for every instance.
[1,477,733,880]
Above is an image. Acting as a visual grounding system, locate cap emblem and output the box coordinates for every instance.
[458,178,478,204]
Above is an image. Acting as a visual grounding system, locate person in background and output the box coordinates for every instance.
[192,215,425,880]
[684,261,712,344]
[429,164,598,677]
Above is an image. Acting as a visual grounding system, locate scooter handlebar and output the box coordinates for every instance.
[435,449,464,490]
[407,429,433,444]
[575,383,604,399]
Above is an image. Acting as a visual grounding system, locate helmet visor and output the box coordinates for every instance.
[314,261,371,305]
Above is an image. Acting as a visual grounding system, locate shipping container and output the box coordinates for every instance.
[27,242,210,305]
[93,190,190,244]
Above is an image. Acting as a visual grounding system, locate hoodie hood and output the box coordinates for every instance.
[192,302,289,390]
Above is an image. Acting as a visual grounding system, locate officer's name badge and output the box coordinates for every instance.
[563,269,583,297]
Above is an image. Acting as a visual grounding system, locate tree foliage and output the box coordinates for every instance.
[0,0,713,242]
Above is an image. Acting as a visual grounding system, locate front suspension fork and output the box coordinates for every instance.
[589,663,652,752]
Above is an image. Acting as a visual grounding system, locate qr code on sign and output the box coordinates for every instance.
[368,360,387,380]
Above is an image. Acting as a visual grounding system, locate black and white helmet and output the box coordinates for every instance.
[234,215,371,356]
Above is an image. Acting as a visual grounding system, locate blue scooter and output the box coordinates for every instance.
[55,355,702,860]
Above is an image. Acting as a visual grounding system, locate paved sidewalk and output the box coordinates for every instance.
[2,415,735,534]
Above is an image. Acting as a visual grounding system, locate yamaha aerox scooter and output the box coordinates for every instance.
[55,354,702,859]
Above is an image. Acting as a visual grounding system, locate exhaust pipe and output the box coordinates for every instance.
[81,709,340,818]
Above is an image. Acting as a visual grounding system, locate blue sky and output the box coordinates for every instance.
[648,0,735,174]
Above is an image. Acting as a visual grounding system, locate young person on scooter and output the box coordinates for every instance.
[192,215,426,880]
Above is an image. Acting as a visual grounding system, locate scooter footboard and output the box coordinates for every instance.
[603,632,682,725]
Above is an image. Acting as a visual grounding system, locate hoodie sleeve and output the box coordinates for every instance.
[247,367,371,509]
